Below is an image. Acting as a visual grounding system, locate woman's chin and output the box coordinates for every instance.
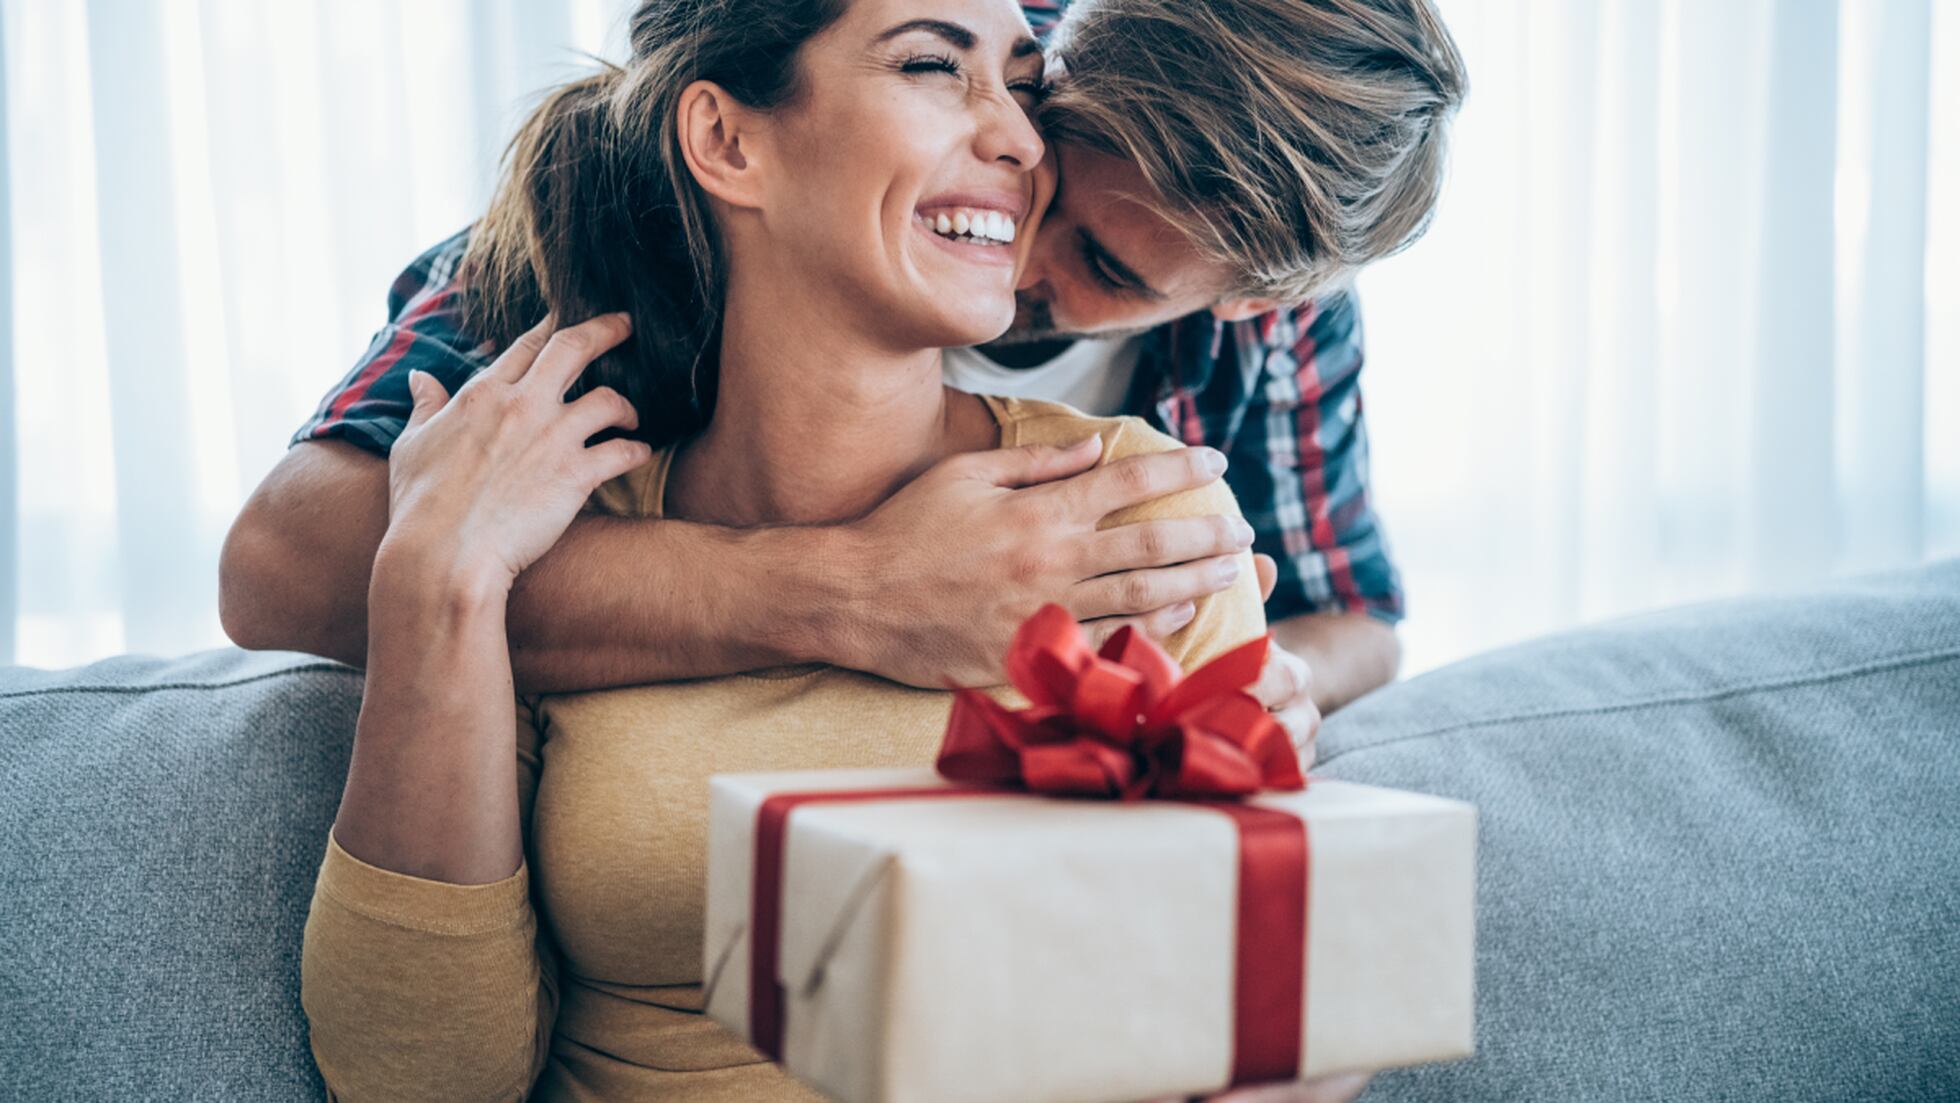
[911,304,1015,350]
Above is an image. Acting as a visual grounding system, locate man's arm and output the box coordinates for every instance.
[221,434,1250,694]
[1227,290,1406,710]
[1269,611,1399,714]
[219,439,834,687]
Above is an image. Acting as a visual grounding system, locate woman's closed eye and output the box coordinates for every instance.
[899,53,1050,107]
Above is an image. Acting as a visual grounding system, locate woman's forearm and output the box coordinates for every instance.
[328,543,526,885]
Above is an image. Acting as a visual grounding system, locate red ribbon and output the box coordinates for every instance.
[936,604,1306,800]
[747,605,1308,1086]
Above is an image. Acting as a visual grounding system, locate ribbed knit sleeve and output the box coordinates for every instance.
[300,699,560,1101]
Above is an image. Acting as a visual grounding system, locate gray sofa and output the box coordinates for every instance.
[4,562,1957,1101]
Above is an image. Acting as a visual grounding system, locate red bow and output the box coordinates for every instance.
[938,604,1304,800]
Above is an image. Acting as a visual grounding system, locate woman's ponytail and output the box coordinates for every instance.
[457,0,846,448]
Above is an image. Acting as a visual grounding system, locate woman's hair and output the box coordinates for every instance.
[1040,0,1466,304]
[458,0,846,446]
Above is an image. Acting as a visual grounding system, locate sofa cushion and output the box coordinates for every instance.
[3,561,1956,1102]
[1318,558,1960,1101]
[0,649,360,1102]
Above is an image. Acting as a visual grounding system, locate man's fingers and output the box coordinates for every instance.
[1068,555,1241,621]
[960,434,1103,489]
[532,312,634,396]
[1255,553,1278,603]
[1072,446,1227,519]
[1079,602,1197,650]
[1250,644,1312,713]
[1088,515,1253,575]
[487,313,557,383]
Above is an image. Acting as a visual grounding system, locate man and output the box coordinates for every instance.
[220,0,1465,756]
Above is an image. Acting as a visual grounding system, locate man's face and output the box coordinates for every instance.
[995,142,1267,344]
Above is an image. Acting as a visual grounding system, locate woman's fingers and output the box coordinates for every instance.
[1069,554,1243,621]
[531,312,634,397]
[403,370,452,431]
[563,385,640,441]
[485,313,558,383]
[582,437,656,486]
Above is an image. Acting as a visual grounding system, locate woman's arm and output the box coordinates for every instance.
[300,314,646,1100]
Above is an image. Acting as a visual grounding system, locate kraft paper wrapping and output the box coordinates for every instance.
[703,766,1474,1103]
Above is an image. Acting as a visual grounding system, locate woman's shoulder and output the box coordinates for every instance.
[587,443,679,519]
[985,395,1185,463]
[982,394,1266,671]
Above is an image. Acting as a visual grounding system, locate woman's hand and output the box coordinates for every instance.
[379,312,652,596]
[1144,1072,1373,1103]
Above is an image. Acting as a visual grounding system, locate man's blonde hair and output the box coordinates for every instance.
[1041,0,1466,303]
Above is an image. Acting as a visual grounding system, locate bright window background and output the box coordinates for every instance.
[2,0,1954,676]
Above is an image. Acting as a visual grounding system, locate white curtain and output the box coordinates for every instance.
[2,0,1954,673]
[2,0,636,667]
[1358,0,1957,673]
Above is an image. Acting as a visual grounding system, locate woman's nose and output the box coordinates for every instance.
[977,96,1046,171]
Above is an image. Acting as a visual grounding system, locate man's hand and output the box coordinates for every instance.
[835,436,1253,687]
[1249,554,1321,768]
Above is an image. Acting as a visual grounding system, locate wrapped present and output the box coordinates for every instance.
[703,607,1475,1103]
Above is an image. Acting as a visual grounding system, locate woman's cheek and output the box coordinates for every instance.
[1012,155,1059,279]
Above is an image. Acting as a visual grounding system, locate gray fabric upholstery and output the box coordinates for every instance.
[0,649,360,1102]
[1,561,1955,1101]
[1320,559,1960,1101]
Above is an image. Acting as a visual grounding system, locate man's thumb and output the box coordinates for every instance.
[404,370,450,430]
[973,433,1102,489]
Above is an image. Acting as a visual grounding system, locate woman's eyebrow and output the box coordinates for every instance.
[876,19,976,50]
[874,19,1042,60]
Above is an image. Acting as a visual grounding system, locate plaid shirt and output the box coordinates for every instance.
[293,2,1403,625]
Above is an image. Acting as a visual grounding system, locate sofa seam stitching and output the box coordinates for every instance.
[1318,645,1960,765]
[0,663,360,702]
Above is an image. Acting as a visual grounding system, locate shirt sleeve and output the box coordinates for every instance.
[300,697,560,1102]
[1231,290,1405,625]
[290,227,496,457]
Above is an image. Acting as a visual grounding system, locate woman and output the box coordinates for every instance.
[301,0,1343,1099]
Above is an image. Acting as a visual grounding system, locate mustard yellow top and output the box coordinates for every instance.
[300,395,1268,1101]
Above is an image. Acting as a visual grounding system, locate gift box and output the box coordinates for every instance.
[703,767,1474,1103]
[701,608,1475,1103]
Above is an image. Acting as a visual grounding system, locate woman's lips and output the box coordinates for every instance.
[917,207,1019,243]
[913,216,1018,267]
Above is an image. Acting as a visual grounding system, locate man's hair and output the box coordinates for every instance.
[1041,0,1466,303]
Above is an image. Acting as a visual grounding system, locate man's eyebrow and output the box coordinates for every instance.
[876,19,976,50]
[1078,228,1166,300]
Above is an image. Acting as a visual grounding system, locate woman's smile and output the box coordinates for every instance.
[913,189,1030,268]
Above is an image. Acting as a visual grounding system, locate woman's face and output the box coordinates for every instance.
[741,0,1054,351]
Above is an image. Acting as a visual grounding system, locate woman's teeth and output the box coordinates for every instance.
[924,209,1017,246]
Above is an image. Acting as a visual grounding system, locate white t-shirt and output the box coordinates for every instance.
[942,338,1143,418]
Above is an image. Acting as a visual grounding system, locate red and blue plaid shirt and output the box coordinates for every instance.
[294,1,1403,625]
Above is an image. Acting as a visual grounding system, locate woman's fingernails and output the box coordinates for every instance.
[1217,558,1241,585]
[1203,449,1227,476]
[1173,601,1197,626]
[1232,519,1255,546]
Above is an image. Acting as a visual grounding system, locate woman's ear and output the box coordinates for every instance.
[677,79,766,210]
